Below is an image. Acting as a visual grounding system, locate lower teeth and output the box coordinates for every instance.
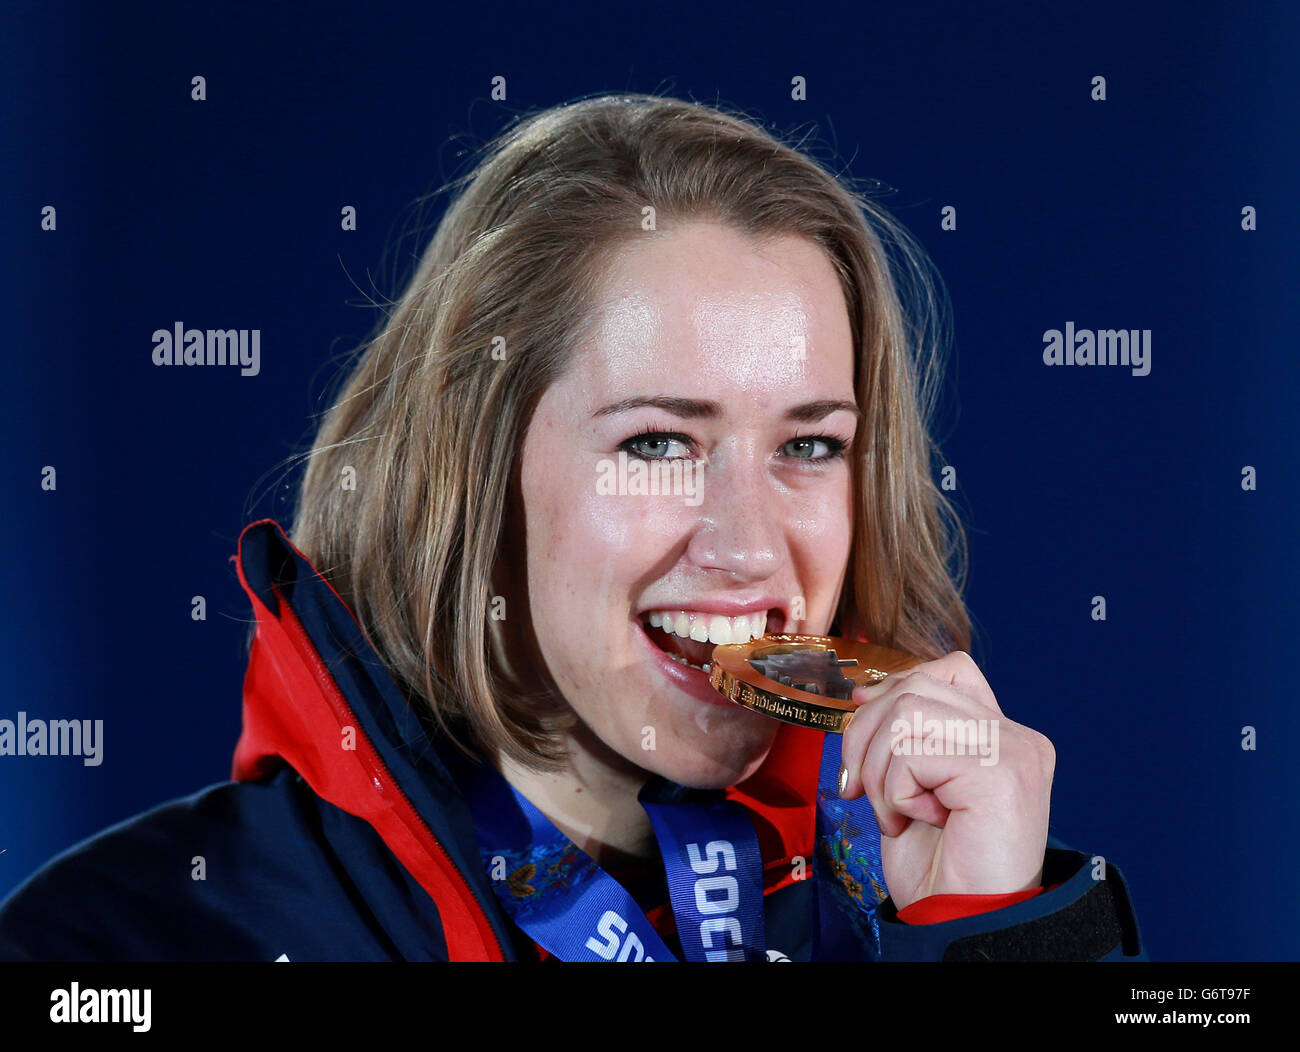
[666,654,711,673]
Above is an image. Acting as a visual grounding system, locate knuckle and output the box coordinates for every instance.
[999,731,1055,791]
[890,692,922,718]
[1033,731,1057,773]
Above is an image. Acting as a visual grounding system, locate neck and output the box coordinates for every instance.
[496,724,658,867]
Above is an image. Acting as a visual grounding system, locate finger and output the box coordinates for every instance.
[838,669,928,800]
[882,742,953,831]
[859,695,995,836]
[906,651,1003,717]
[839,668,987,800]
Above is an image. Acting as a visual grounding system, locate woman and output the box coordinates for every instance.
[0,93,1142,961]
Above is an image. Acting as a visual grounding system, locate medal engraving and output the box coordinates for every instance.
[708,634,923,733]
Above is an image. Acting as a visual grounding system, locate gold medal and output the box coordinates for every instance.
[708,634,923,733]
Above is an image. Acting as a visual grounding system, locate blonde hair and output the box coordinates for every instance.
[291,93,970,770]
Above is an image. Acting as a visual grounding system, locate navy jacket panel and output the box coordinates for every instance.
[0,768,450,961]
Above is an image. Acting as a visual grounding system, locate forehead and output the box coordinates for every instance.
[577,222,854,403]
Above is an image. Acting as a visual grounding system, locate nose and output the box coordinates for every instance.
[684,449,787,581]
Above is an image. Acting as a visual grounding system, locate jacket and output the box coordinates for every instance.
[0,520,1144,961]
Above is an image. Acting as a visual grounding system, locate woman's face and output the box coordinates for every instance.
[518,220,858,789]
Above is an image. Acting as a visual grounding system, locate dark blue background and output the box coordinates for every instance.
[3,0,1296,960]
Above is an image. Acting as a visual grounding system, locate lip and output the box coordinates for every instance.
[633,618,740,708]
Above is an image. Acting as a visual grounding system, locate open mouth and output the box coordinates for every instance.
[639,609,780,674]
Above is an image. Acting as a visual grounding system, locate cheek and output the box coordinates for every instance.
[528,465,643,569]
[792,478,853,547]
[571,481,638,557]
[790,482,854,600]
[521,444,659,632]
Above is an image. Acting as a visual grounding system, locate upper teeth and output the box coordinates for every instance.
[646,610,768,646]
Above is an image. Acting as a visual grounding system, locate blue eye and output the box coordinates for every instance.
[622,433,692,460]
[781,436,846,461]
[619,431,848,463]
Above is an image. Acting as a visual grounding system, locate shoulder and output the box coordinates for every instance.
[0,768,414,961]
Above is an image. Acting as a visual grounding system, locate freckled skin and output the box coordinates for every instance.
[503,220,858,857]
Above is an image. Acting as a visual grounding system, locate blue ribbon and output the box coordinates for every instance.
[640,779,766,962]
[452,733,891,961]
[455,755,765,962]
[811,732,887,960]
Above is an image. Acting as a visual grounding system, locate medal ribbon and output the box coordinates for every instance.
[811,731,888,960]
[455,753,765,962]
[640,780,766,962]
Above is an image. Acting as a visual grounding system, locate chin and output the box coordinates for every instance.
[642,722,779,790]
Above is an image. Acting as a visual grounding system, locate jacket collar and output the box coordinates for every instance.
[230,519,823,958]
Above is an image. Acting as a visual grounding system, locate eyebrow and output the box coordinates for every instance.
[591,396,861,422]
